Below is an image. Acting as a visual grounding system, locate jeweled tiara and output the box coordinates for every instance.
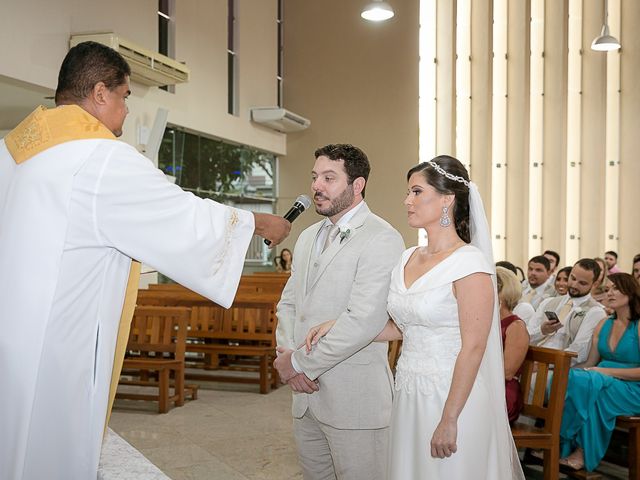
[427,161,470,187]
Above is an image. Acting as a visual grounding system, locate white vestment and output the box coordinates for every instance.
[0,138,254,480]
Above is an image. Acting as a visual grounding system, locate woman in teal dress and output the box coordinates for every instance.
[559,272,640,471]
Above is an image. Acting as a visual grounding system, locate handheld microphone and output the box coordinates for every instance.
[264,194,312,245]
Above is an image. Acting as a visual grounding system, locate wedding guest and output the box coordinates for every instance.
[496,267,529,424]
[554,266,573,296]
[521,256,556,309]
[604,250,621,274]
[275,248,293,273]
[559,273,640,472]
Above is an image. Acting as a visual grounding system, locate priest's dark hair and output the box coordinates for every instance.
[55,41,131,105]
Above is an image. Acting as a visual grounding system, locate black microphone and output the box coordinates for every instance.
[264,194,312,245]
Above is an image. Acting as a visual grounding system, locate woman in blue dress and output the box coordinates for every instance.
[559,272,640,471]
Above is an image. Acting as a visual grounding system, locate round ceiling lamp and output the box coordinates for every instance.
[591,0,620,52]
[361,0,395,22]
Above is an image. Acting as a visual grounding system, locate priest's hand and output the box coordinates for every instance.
[253,213,291,246]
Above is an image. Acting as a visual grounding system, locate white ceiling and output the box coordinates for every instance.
[0,76,55,130]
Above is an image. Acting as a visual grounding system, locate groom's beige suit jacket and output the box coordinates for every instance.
[276,203,405,430]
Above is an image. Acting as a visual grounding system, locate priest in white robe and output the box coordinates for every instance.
[0,41,290,480]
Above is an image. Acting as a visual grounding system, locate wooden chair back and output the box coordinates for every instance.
[127,306,190,360]
[388,339,402,373]
[512,346,576,480]
[187,300,276,345]
[518,346,575,435]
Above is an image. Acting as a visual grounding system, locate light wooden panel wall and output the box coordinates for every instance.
[422,0,638,270]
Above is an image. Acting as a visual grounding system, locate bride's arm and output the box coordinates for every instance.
[430,272,494,459]
[375,320,403,341]
[304,319,401,352]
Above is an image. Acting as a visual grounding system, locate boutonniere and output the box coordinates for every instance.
[339,224,352,243]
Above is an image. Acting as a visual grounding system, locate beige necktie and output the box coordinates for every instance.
[523,288,536,304]
[557,299,574,325]
[322,224,340,253]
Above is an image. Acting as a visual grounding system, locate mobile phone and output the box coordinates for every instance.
[544,311,560,323]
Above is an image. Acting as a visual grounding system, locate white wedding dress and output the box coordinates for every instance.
[387,245,524,479]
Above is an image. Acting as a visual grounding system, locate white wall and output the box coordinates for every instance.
[0,0,286,157]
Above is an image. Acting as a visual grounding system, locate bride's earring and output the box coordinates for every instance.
[440,206,451,228]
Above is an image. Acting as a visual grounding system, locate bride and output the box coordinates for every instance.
[305,156,524,479]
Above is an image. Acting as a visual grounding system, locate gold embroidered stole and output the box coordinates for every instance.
[5,105,140,434]
[5,105,115,163]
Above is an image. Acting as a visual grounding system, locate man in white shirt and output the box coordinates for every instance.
[0,41,290,480]
[528,258,606,364]
[274,144,405,480]
[520,255,557,309]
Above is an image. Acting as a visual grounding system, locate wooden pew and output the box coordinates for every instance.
[616,416,640,480]
[512,346,576,480]
[136,288,280,394]
[184,298,278,394]
[148,274,289,296]
[116,306,191,413]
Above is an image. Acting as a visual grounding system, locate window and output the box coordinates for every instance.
[158,127,276,264]
[277,0,284,107]
[228,0,239,115]
[158,0,175,93]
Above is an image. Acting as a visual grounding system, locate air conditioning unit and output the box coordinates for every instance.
[250,107,310,133]
[69,32,190,87]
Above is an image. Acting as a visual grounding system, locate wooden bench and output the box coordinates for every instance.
[116,306,191,413]
[136,288,281,394]
[183,298,279,394]
[512,346,576,480]
[615,416,640,480]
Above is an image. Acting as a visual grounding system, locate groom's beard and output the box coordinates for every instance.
[314,184,355,218]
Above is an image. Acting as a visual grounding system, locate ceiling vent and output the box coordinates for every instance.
[250,107,310,133]
[69,32,190,87]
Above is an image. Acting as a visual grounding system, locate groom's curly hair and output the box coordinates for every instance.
[407,156,471,243]
[314,144,370,198]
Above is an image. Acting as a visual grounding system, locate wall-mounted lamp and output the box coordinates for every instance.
[591,0,620,52]
[361,0,395,22]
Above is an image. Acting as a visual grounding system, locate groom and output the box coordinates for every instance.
[274,144,404,479]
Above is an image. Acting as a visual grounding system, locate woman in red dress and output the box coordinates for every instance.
[496,266,530,423]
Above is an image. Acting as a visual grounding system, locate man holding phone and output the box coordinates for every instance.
[528,258,607,364]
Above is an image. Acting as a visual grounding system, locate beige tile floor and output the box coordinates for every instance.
[110,382,627,480]
[109,384,303,480]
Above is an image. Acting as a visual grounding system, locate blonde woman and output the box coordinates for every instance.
[496,267,530,423]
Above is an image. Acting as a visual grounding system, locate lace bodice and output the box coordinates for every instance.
[387,245,493,394]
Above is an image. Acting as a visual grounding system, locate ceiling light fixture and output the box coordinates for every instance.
[591,0,620,52]
[361,0,395,22]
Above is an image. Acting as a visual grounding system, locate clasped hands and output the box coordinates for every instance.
[273,320,338,394]
[273,347,319,394]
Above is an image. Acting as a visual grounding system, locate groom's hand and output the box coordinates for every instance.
[274,347,297,382]
[287,373,319,394]
[274,347,319,394]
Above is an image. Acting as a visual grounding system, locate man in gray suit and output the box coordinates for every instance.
[274,144,405,480]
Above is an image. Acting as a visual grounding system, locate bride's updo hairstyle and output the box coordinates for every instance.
[407,155,471,243]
